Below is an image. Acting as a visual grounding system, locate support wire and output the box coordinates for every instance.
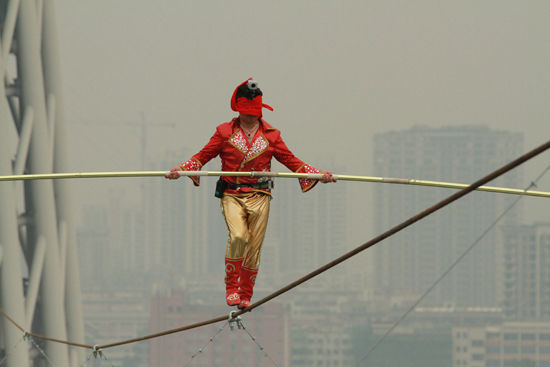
[355,164,550,366]
[28,336,59,367]
[242,140,550,315]
[96,139,550,349]
[239,319,280,367]
[184,322,228,366]
[0,139,548,353]
[0,334,26,367]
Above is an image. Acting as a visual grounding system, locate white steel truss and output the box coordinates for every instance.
[0,1,84,366]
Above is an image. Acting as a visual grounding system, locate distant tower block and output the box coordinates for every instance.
[0,2,84,367]
[372,126,523,308]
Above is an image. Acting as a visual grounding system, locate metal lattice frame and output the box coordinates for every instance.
[0,1,84,366]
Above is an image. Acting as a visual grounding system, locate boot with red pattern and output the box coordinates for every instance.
[238,267,258,309]
[225,257,243,306]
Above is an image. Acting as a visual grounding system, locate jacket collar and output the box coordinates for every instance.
[232,117,276,132]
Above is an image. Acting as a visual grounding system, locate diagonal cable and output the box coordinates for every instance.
[97,351,115,367]
[0,140,549,352]
[239,319,280,367]
[242,140,550,314]
[0,334,26,367]
[94,139,550,350]
[28,336,59,367]
[78,350,96,367]
[355,164,550,366]
[184,322,229,367]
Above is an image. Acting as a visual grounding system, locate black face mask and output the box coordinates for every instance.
[236,82,263,100]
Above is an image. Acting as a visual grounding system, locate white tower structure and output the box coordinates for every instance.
[0,1,84,367]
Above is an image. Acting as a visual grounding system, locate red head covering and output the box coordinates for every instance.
[230,78,273,117]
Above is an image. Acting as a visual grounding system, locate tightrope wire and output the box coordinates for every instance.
[0,139,548,353]
[242,139,550,315]
[0,307,93,349]
[355,164,550,367]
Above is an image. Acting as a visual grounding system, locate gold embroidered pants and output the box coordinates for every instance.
[221,192,270,270]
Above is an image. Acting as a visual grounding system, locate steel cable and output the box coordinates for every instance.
[239,319,281,367]
[0,334,26,367]
[354,164,550,366]
[184,322,228,366]
[28,336,59,367]
[0,139,548,352]
[97,138,550,350]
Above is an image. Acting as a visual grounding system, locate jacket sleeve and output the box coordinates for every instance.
[180,128,225,186]
[272,132,320,193]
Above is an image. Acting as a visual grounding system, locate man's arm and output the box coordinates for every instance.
[165,128,225,185]
[272,132,336,192]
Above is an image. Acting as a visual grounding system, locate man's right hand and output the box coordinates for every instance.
[165,165,183,179]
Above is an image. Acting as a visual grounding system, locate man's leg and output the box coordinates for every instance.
[238,193,270,309]
[221,195,249,306]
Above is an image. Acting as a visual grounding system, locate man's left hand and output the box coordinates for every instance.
[320,170,337,183]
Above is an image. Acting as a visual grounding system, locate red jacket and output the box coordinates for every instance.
[180,118,320,195]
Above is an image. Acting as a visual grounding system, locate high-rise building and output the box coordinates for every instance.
[501,223,550,321]
[372,126,523,307]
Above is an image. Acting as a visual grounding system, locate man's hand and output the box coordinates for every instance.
[320,170,337,183]
[165,165,183,179]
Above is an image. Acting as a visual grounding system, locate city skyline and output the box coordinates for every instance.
[72,123,549,366]
[56,0,550,242]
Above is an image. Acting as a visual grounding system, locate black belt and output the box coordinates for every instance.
[226,180,273,190]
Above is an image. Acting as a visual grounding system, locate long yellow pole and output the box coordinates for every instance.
[0,170,548,198]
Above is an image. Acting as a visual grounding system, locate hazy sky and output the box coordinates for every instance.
[52,1,550,233]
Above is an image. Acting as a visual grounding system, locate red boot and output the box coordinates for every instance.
[238,267,258,309]
[225,258,243,306]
